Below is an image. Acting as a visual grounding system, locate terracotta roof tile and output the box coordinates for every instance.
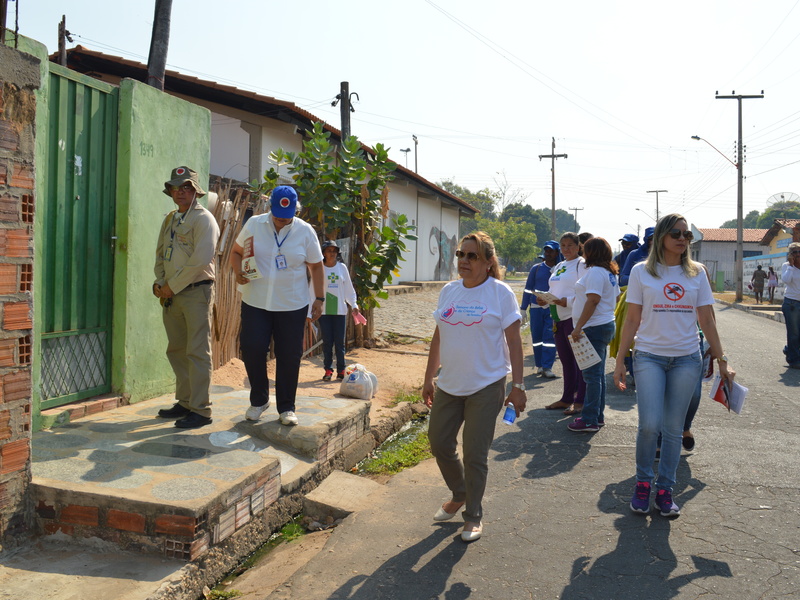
[697,228,769,242]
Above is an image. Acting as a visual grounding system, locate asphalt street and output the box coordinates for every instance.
[266,303,800,600]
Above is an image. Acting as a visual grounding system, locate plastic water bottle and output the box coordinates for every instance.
[502,404,517,425]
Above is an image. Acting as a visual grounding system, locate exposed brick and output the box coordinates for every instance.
[0,229,31,258]
[44,522,74,535]
[20,195,33,225]
[0,264,17,294]
[4,370,31,402]
[0,409,10,440]
[235,497,251,529]
[67,404,87,420]
[0,338,14,367]
[0,438,29,474]
[9,163,34,189]
[0,195,19,222]
[0,121,19,152]
[0,164,6,186]
[107,509,146,533]
[189,532,210,560]
[3,302,31,330]
[154,514,197,537]
[85,401,104,415]
[36,500,56,519]
[60,504,99,526]
[213,505,235,544]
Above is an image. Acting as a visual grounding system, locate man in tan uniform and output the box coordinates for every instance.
[153,167,220,429]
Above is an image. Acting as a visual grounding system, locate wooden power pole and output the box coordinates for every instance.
[146,0,173,90]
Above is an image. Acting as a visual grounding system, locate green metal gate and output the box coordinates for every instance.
[39,64,117,409]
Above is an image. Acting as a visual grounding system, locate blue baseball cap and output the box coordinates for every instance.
[620,233,639,244]
[643,227,655,240]
[270,186,298,218]
[543,240,560,251]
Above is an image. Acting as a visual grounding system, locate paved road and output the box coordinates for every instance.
[267,302,800,600]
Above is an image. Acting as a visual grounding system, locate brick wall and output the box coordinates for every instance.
[0,43,39,549]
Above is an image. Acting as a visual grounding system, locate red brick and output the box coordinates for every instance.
[154,514,197,537]
[0,264,17,294]
[4,370,31,402]
[3,302,31,330]
[67,405,86,420]
[60,504,99,526]
[85,401,104,415]
[0,164,5,185]
[107,509,146,533]
[9,163,34,189]
[0,195,19,222]
[0,409,10,440]
[0,121,19,152]
[44,522,74,535]
[190,532,210,560]
[0,338,14,368]
[0,438,29,474]
[0,229,31,258]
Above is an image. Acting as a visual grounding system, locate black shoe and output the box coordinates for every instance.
[337,370,345,380]
[682,432,695,451]
[158,403,191,419]
[174,412,212,429]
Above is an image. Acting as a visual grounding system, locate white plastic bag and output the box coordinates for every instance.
[339,364,376,399]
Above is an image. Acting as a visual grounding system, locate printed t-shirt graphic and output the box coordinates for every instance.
[440,302,488,326]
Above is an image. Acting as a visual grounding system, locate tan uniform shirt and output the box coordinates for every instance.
[154,202,220,293]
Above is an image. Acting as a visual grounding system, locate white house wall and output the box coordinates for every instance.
[386,183,418,282]
[693,241,763,283]
[210,112,249,182]
[416,197,460,281]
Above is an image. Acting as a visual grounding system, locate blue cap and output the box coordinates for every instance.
[620,233,639,244]
[270,186,298,218]
[644,226,655,240]
[543,240,560,251]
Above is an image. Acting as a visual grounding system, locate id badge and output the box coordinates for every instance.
[275,254,287,270]
[164,246,173,261]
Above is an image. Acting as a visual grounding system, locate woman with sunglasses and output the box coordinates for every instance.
[567,237,620,432]
[781,242,800,369]
[545,232,588,414]
[423,231,526,542]
[613,214,735,518]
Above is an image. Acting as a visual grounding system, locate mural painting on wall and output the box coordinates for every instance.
[430,226,457,280]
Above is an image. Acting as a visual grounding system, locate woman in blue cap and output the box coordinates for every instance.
[231,186,325,426]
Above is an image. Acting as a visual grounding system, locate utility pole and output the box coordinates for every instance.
[716,91,764,302]
[568,207,583,230]
[57,15,70,66]
[646,190,667,221]
[146,0,173,90]
[412,135,418,173]
[539,137,567,240]
[332,82,359,141]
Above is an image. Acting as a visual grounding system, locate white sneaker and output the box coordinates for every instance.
[245,404,269,421]
[279,411,299,426]
[536,367,544,376]
[542,369,556,379]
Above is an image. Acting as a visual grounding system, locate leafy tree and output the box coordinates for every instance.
[720,210,760,228]
[477,216,538,270]
[539,208,579,236]
[253,122,417,321]
[756,201,800,228]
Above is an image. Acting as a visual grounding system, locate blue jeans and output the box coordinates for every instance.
[782,298,800,365]
[633,350,702,491]
[579,321,616,426]
[529,307,556,369]
[319,314,346,372]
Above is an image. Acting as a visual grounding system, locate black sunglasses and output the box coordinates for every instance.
[668,229,693,241]
[455,250,480,261]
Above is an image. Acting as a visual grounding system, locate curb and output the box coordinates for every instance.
[715,298,784,323]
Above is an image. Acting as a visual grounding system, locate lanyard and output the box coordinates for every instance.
[169,200,194,242]
[273,225,292,254]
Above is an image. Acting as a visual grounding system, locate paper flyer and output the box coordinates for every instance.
[525,289,560,305]
[569,335,601,370]
[241,235,262,281]
[709,375,748,414]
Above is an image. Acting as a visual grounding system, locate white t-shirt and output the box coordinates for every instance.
[573,266,619,328]
[548,257,588,321]
[433,277,521,396]
[235,213,324,311]
[308,262,357,316]
[781,262,800,301]
[626,262,714,356]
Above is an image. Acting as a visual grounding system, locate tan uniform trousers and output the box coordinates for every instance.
[162,284,214,418]
[428,376,506,523]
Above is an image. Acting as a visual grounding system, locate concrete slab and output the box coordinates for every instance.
[303,471,383,520]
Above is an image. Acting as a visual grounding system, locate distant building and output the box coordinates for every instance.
[689,227,769,289]
[740,219,800,301]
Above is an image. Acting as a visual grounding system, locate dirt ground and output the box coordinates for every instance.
[211,338,432,422]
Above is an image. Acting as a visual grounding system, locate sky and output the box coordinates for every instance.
[12,0,800,246]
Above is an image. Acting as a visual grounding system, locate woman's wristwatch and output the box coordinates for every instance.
[315,297,324,303]
[716,354,728,364]
[512,382,526,391]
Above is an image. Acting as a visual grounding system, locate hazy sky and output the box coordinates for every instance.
[14,0,800,244]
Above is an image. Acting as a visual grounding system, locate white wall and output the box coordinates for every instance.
[386,183,418,282]
[210,112,250,182]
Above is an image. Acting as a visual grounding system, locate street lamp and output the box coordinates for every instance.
[646,190,667,221]
[635,207,656,222]
[691,134,743,300]
[399,148,410,168]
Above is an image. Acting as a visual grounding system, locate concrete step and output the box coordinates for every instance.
[29,386,371,561]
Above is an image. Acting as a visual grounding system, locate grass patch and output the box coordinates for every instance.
[391,388,423,406]
[360,429,432,476]
[208,590,242,599]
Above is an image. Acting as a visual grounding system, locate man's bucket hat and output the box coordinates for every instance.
[163,166,206,197]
